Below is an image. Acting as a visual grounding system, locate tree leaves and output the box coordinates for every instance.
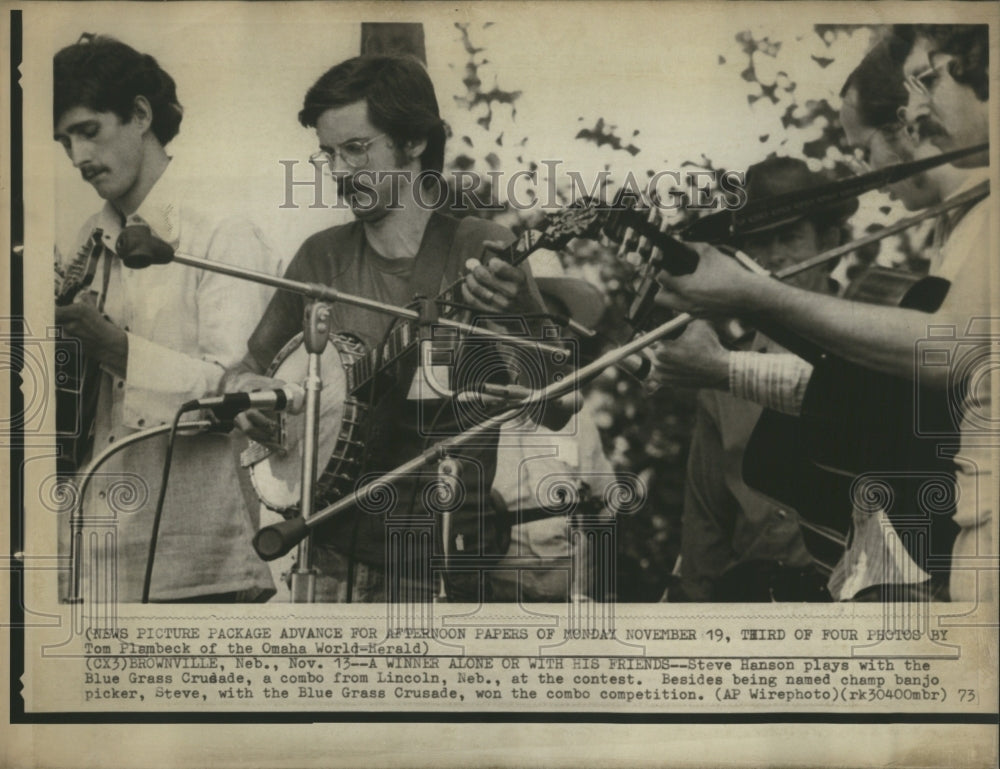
[574,118,642,156]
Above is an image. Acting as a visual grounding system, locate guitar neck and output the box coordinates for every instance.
[437,227,542,314]
[348,228,546,394]
[56,229,104,306]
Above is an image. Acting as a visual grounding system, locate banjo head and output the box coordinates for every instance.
[243,332,365,514]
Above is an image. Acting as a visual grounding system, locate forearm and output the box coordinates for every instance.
[737,275,952,387]
[729,351,812,416]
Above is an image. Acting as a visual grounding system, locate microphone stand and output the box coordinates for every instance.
[118,236,566,359]
[287,303,330,603]
[253,310,695,560]
[65,420,213,611]
[116,225,583,604]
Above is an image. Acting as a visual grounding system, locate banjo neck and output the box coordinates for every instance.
[346,227,548,397]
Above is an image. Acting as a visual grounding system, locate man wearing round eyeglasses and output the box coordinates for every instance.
[648,24,993,603]
[225,54,558,604]
[899,26,990,170]
[308,134,388,218]
[840,37,969,213]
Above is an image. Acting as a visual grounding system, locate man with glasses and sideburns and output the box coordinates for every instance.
[224,54,562,604]
[840,36,971,214]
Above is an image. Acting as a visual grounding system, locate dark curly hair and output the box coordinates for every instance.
[841,37,909,128]
[891,24,989,102]
[299,54,445,174]
[54,34,183,145]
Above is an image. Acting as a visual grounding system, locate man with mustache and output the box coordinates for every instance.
[840,36,971,215]
[894,24,994,603]
[225,54,558,603]
[53,35,276,602]
[649,24,992,602]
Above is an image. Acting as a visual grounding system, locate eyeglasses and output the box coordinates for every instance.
[309,134,387,171]
[904,59,947,99]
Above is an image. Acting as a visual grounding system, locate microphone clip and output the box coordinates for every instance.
[415,295,439,341]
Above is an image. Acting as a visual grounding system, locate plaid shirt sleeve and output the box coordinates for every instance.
[728,351,813,416]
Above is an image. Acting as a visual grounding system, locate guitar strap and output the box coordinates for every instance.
[96,234,113,314]
[398,212,461,394]
[408,211,462,299]
[940,180,990,239]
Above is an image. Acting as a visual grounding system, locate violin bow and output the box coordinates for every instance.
[684,143,989,243]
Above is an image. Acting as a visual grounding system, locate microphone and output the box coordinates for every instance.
[182,384,307,420]
[116,224,175,268]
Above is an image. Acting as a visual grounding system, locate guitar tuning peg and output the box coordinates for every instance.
[624,250,644,268]
[616,231,636,259]
[642,201,672,268]
[631,204,659,257]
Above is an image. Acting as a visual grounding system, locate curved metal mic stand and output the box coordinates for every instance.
[253,312,693,560]
[65,419,213,608]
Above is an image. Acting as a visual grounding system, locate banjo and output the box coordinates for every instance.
[242,204,605,514]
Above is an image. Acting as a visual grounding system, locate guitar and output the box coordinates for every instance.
[741,232,987,577]
[590,187,980,575]
[54,229,105,474]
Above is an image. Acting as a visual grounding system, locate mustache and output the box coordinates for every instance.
[913,115,949,142]
[335,173,357,199]
[81,166,110,181]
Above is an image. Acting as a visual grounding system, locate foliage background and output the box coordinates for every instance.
[48,10,924,600]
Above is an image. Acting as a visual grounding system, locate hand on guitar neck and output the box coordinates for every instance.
[461,239,549,317]
[55,302,129,378]
[652,241,770,316]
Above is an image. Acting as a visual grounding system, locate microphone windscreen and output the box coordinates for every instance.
[117,225,175,268]
[254,517,308,561]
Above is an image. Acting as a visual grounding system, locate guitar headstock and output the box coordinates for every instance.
[538,198,605,250]
[599,189,699,277]
[56,228,105,306]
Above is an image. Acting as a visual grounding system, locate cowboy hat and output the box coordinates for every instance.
[735,156,860,238]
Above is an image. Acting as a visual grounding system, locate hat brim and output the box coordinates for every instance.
[734,198,860,238]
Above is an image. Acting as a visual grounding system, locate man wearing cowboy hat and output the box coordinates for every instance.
[656,156,857,602]
[490,251,617,602]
